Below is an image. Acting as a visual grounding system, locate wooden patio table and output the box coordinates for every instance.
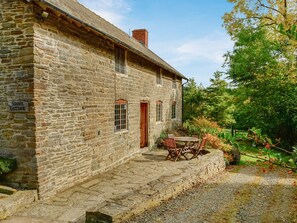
[173,137,200,160]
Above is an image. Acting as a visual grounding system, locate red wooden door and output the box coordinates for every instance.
[140,103,148,148]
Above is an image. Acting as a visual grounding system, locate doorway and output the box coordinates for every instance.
[140,102,148,148]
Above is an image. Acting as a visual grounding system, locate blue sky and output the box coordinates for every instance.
[78,0,234,86]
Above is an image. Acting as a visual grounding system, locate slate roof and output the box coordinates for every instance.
[34,0,187,80]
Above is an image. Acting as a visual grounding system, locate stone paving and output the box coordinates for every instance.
[0,186,37,220]
[2,149,225,223]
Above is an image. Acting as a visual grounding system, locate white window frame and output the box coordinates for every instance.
[115,99,128,131]
[156,100,163,122]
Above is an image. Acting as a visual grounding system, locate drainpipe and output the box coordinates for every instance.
[181,79,189,125]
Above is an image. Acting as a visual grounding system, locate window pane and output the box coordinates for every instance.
[115,100,128,131]
[115,47,125,74]
[172,103,176,119]
[156,102,162,122]
[156,69,161,85]
[172,81,176,88]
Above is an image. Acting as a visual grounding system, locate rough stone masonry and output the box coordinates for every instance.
[0,0,184,199]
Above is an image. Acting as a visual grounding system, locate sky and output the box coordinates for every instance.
[78,0,234,86]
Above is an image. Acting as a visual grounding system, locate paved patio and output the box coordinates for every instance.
[3,149,225,223]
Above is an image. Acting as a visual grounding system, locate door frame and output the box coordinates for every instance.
[140,101,149,148]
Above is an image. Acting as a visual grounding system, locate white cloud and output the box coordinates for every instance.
[149,33,234,86]
[171,33,234,65]
[78,0,131,27]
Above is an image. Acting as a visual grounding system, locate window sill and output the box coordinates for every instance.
[115,71,128,77]
[115,129,129,134]
[156,121,163,124]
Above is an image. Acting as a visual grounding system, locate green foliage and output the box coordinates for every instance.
[247,128,272,147]
[205,72,236,127]
[223,0,297,48]
[225,27,281,85]
[183,74,235,127]
[291,146,297,166]
[225,26,297,146]
[154,131,168,148]
[183,78,206,121]
[184,117,220,137]
[223,0,297,147]
[232,129,297,171]
[278,24,297,40]
[0,157,17,176]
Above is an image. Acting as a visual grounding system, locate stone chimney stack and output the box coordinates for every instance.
[132,29,148,48]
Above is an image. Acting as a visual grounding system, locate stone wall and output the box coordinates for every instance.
[1,0,183,198]
[33,10,182,197]
[0,0,37,189]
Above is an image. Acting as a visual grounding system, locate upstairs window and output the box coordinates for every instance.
[156,100,163,122]
[156,68,162,85]
[172,75,177,89]
[114,46,125,74]
[171,102,176,119]
[115,99,127,131]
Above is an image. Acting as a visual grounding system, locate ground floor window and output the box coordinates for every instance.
[171,102,176,119]
[115,99,127,131]
[156,100,163,122]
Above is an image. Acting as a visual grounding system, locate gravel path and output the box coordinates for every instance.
[125,165,297,223]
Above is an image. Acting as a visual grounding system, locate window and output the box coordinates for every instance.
[156,68,162,85]
[115,99,127,131]
[171,102,176,119]
[114,46,125,74]
[156,101,163,122]
[172,75,177,89]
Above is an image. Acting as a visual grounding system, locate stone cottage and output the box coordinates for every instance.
[0,0,187,199]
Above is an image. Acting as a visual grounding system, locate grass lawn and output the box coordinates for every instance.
[238,141,292,168]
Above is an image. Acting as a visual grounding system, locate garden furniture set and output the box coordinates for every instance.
[164,135,208,161]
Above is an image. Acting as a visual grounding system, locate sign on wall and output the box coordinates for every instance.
[8,101,29,112]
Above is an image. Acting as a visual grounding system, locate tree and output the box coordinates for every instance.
[183,75,235,128]
[223,0,297,75]
[183,78,206,121]
[223,0,297,41]
[223,0,297,147]
[224,26,297,146]
[205,72,235,127]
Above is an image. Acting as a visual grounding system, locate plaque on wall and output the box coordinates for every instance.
[8,101,29,112]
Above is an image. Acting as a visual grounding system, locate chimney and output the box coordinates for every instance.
[132,29,148,48]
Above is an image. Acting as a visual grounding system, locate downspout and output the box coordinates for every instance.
[181,79,189,125]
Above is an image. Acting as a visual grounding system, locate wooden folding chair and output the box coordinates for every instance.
[190,137,207,159]
[190,135,200,150]
[164,138,182,161]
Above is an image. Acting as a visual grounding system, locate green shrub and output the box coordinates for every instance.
[184,117,220,137]
[0,157,17,175]
[155,131,168,148]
